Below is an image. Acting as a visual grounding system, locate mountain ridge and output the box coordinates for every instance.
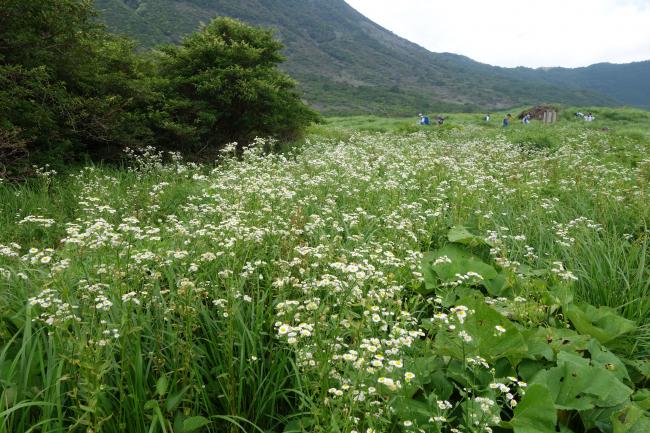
[94,0,648,114]
[515,61,650,109]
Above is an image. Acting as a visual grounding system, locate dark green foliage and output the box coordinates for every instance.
[0,0,98,70]
[0,1,316,169]
[0,0,153,168]
[153,18,318,149]
[0,65,68,148]
[508,384,558,433]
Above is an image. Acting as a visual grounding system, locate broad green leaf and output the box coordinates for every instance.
[410,356,445,386]
[520,328,554,361]
[580,403,627,433]
[447,225,492,247]
[522,327,591,362]
[391,397,434,426]
[182,416,210,433]
[532,362,593,411]
[494,356,518,378]
[430,244,498,281]
[444,357,495,389]
[428,369,454,401]
[612,404,650,433]
[543,284,574,309]
[509,384,557,433]
[445,359,471,388]
[518,359,550,383]
[565,303,636,345]
[483,273,511,297]
[586,339,631,383]
[517,264,548,278]
[626,359,650,382]
[421,251,440,295]
[632,389,650,410]
[283,417,315,433]
[420,243,507,298]
[532,352,633,411]
[435,296,528,364]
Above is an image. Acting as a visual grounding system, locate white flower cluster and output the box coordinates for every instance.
[0,243,20,258]
[18,215,55,228]
[28,289,79,326]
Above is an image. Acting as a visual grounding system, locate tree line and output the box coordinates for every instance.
[0,0,318,176]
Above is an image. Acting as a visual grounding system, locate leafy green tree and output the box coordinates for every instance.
[155,17,318,149]
[1,3,317,171]
[0,0,153,167]
[0,0,98,70]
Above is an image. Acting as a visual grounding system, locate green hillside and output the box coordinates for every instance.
[513,62,650,110]
[94,0,646,115]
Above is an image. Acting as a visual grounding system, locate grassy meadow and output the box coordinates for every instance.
[1,107,650,433]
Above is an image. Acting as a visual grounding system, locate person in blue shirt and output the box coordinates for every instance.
[503,115,510,127]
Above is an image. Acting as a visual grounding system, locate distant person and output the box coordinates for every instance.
[523,113,531,125]
[484,113,491,122]
[576,112,584,118]
[503,115,510,127]
[417,114,431,125]
[436,115,445,125]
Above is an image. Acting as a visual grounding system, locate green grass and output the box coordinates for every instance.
[1,108,650,432]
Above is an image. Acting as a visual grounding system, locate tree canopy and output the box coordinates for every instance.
[0,1,317,174]
[154,17,318,149]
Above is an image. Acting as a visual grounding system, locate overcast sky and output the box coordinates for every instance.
[344,0,650,68]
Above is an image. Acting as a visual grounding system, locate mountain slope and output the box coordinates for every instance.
[513,62,650,110]
[95,0,638,114]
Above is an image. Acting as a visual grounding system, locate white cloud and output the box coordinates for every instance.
[344,0,650,67]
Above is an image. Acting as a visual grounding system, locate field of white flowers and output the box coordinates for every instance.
[1,123,650,433]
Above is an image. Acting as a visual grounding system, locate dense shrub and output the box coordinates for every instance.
[153,17,319,151]
[0,0,154,168]
[0,2,317,171]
